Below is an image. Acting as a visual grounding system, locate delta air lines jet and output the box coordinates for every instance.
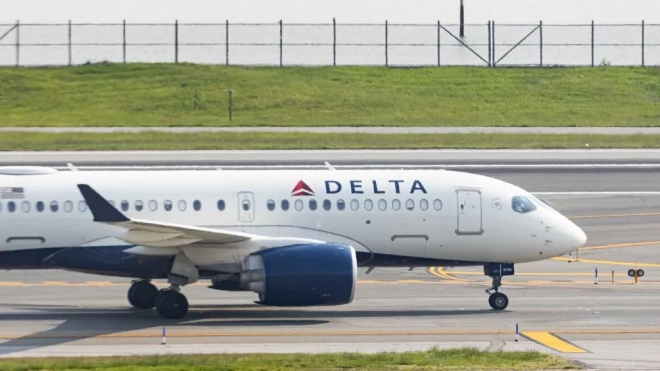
[0,167,586,319]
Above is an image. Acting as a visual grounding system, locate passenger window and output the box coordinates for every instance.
[36,201,44,212]
[8,201,15,213]
[420,199,429,211]
[64,201,73,213]
[512,196,537,213]
[178,200,186,211]
[378,199,387,211]
[121,200,129,212]
[323,199,331,211]
[392,199,401,211]
[364,199,373,211]
[242,199,251,211]
[267,199,275,211]
[149,200,157,211]
[281,199,290,211]
[217,199,226,211]
[135,200,144,212]
[350,199,359,211]
[78,201,87,212]
[164,200,172,211]
[309,199,317,211]
[193,200,201,211]
[295,199,303,211]
[50,201,58,212]
[21,201,30,213]
[433,199,442,210]
[406,199,415,210]
[337,199,345,211]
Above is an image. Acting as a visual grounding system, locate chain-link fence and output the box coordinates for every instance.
[1,20,658,67]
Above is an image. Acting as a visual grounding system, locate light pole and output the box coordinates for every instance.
[459,0,465,38]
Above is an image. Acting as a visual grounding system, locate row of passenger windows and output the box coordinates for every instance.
[264,198,443,212]
[0,198,442,213]
[0,199,207,213]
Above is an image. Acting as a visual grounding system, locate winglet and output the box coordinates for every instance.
[77,184,129,223]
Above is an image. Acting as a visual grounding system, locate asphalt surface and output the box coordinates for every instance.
[3,126,660,134]
[0,151,659,370]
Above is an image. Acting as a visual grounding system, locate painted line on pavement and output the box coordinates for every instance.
[570,213,660,220]
[579,241,660,250]
[521,332,588,353]
[550,257,660,267]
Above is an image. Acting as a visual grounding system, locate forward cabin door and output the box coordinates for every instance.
[455,190,483,235]
[238,191,254,222]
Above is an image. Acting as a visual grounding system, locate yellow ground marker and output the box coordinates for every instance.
[522,331,588,353]
[551,257,660,267]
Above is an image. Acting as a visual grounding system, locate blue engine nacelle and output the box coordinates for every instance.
[239,243,357,306]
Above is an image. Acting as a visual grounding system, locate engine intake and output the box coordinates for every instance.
[240,243,357,306]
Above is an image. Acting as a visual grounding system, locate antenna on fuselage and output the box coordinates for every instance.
[67,163,78,171]
[325,161,335,170]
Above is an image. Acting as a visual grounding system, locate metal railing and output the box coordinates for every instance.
[1,20,659,67]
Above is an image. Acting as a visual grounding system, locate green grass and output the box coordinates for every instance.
[0,132,659,150]
[2,63,660,127]
[0,348,579,370]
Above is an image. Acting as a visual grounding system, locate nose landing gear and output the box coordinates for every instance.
[483,263,514,311]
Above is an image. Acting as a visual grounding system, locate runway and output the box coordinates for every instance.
[1,151,659,370]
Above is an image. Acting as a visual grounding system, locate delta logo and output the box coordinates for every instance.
[292,179,427,196]
[291,180,315,196]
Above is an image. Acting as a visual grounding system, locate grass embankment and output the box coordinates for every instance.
[1,132,660,150]
[1,63,659,127]
[0,348,578,371]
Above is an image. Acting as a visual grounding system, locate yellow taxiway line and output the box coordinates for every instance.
[569,212,660,220]
[580,241,660,251]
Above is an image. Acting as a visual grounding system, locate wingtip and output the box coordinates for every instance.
[77,183,129,223]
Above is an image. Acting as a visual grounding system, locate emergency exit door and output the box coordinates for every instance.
[455,190,483,235]
[238,192,254,222]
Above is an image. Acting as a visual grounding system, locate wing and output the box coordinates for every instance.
[78,184,267,248]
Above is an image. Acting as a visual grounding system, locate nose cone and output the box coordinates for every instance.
[558,218,587,253]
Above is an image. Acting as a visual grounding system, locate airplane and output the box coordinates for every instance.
[0,166,587,319]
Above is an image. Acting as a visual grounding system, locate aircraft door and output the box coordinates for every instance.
[455,190,483,235]
[238,192,254,222]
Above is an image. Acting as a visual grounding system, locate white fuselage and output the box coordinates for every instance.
[0,168,586,272]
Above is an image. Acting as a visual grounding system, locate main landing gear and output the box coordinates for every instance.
[128,280,189,319]
[483,263,515,311]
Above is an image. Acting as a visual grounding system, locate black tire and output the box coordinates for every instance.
[156,291,189,319]
[489,292,508,310]
[127,281,159,310]
[638,269,645,277]
[628,269,636,277]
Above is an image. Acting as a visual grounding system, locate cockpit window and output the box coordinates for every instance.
[512,196,537,214]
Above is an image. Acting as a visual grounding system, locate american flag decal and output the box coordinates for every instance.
[0,187,24,199]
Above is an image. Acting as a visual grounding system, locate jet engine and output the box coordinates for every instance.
[239,243,357,306]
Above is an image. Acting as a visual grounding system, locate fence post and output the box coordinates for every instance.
[642,20,645,67]
[15,20,19,67]
[591,20,594,67]
[279,19,283,66]
[539,20,543,67]
[385,20,388,67]
[174,20,179,63]
[122,20,126,63]
[437,21,441,66]
[333,18,336,66]
[492,21,496,67]
[68,20,72,66]
[225,20,229,65]
[487,21,491,66]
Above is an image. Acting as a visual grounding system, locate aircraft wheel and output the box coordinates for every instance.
[127,281,159,309]
[488,292,508,310]
[156,290,189,319]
